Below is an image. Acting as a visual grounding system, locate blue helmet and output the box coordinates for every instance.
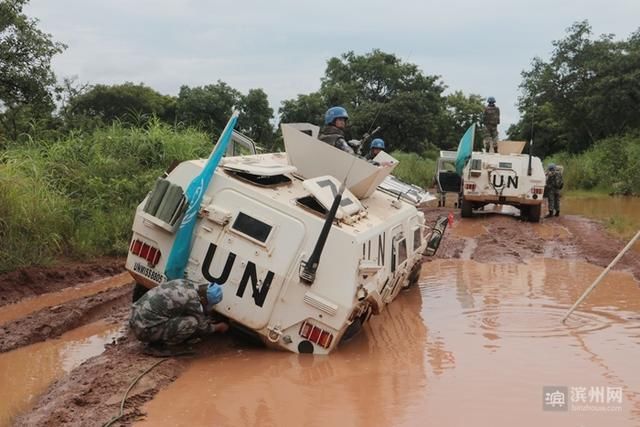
[371,138,385,149]
[487,96,496,104]
[548,163,556,171]
[206,283,223,309]
[324,106,349,125]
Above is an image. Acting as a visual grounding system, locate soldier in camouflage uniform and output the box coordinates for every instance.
[319,106,355,154]
[545,164,563,217]
[482,97,500,153]
[129,279,228,349]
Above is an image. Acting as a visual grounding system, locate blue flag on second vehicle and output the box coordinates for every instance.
[455,123,475,175]
[164,111,239,281]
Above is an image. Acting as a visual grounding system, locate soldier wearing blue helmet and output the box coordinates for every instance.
[365,138,386,162]
[319,106,355,154]
[482,97,500,153]
[129,279,229,355]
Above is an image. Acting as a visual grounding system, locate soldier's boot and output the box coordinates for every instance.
[545,211,554,218]
[555,210,560,217]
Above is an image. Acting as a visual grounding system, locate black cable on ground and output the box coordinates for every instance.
[102,358,168,427]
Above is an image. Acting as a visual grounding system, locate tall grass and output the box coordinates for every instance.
[0,162,73,271]
[546,132,640,195]
[0,120,211,272]
[391,150,436,188]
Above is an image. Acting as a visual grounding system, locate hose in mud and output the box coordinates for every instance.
[102,358,168,427]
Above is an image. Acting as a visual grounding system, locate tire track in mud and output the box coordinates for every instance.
[0,258,124,308]
[0,285,132,353]
[12,335,188,427]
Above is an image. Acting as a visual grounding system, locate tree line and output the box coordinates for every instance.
[2,1,639,164]
[1,2,485,154]
[508,20,640,158]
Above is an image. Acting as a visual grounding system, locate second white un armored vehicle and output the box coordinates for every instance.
[125,120,446,354]
[457,141,547,222]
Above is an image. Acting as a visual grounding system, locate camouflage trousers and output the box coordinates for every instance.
[547,190,561,213]
[130,316,199,346]
[483,126,498,153]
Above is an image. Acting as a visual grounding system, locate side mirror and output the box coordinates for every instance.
[423,216,448,256]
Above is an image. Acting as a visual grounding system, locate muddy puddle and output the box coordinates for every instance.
[135,258,640,427]
[563,195,640,225]
[0,273,131,325]
[0,320,122,426]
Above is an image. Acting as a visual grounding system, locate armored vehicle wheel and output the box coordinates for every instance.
[461,198,473,218]
[528,204,542,222]
[132,283,149,302]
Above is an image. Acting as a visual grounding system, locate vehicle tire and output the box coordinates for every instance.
[519,205,530,220]
[461,198,473,218]
[132,283,149,303]
[528,204,542,222]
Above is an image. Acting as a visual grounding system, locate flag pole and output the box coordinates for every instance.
[562,229,640,323]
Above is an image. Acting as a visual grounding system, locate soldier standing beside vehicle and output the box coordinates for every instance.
[482,97,500,153]
[545,163,563,217]
[129,279,229,355]
[319,106,355,154]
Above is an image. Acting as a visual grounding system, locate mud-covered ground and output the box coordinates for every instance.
[2,210,639,426]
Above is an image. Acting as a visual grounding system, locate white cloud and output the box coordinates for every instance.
[26,0,640,135]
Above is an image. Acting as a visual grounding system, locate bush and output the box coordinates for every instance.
[0,120,212,271]
[545,132,640,195]
[390,150,436,188]
[0,162,73,272]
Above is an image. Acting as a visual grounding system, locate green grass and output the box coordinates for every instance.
[545,132,640,195]
[390,150,436,188]
[0,120,212,272]
[0,163,73,271]
[604,215,639,240]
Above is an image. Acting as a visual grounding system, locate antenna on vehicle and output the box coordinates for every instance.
[300,155,359,284]
[527,106,535,176]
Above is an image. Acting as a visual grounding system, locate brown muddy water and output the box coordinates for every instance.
[0,320,122,426]
[0,272,131,325]
[563,195,640,224]
[137,258,640,427]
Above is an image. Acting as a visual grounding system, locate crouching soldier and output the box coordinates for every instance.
[129,279,229,355]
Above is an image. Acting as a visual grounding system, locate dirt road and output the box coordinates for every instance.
[2,210,639,426]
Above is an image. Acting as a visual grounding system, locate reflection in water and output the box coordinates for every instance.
[563,196,640,228]
[563,195,640,251]
[138,258,640,427]
[0,273,132,325]
[137,288,432,427]
[0,321,122,427]
[420,259,640,426]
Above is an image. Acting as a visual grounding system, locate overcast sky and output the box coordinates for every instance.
[27,0,640,136]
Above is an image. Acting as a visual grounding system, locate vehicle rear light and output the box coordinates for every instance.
[131,239,142,254]
[299,320,334,349]
[532,187,545,195]
[464,182,476,191]
[129,238,161,267]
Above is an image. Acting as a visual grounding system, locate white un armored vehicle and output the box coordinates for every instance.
[459,140,546,222]
[125,122,446,355]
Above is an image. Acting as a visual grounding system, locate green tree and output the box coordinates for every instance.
[66,82,176,128]
[443,91,484,149]
[278,92,325,126]
[318,50,448,153]
[176,81,241,135]
[0,0,65,142]
[511,21,640,156]
[238,88,275,147]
